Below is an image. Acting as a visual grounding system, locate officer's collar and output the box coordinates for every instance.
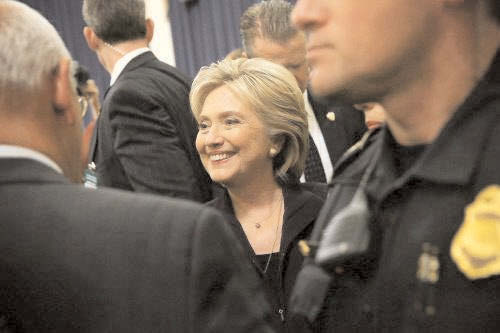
[377,48,500,186]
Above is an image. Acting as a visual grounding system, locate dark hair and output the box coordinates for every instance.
[74,64,89,96]
[82,0,146,44]
[240,0,298,57]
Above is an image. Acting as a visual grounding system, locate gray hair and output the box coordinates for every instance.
[190,58,309,185]
[240,0,298,56]
[0,1,71,100]
[82,0,147,44]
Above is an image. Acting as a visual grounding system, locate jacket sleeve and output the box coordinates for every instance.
[188,207,274,333]
[107,83,199,199]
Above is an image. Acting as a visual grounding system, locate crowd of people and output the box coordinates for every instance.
[0,0,498,332]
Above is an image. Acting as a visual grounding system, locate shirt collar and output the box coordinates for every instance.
[109,47,150,86]
[303,90,315,121]
[411,49,500,184]
[0,145,63,174]
[372,48,500,188]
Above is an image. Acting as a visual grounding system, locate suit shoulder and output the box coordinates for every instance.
[152,59,191,83]
[123,58,191,89]
[76,186,206,224]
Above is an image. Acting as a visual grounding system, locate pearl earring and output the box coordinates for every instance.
[269,147,277,157]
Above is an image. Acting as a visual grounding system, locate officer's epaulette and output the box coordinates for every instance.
[330,127,381,181]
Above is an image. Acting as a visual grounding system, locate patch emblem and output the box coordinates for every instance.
[450,185,500,279]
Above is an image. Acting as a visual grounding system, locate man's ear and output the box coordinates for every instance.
[52,58,77,125]
[83,26,100,51]
[145,18,154,43]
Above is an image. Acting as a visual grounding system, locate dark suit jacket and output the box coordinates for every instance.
[308,92,367,167]
[0,158,272,332]
[92,51,211,202]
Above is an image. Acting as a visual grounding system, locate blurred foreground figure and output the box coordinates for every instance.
[0,1,273,331]
[290,0,500,331]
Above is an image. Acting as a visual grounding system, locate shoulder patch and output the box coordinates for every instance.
[450,185,500,280]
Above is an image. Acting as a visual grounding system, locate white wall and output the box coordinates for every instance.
[145,0,176,66]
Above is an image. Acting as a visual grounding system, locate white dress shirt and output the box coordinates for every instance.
[109,47,150,86]
[0,145,62,173]
[300,91,334,182]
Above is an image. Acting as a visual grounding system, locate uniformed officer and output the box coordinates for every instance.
[290,0,500,331]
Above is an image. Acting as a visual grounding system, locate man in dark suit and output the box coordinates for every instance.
[82,0,211,202]
[240,0,367,183]
[0,1,272,331]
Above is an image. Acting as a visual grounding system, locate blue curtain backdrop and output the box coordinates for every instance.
[19,0,298,86]
[169,0,296,79]
[19,0,109,105]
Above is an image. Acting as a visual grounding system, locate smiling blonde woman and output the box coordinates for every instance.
[190,57,327,331]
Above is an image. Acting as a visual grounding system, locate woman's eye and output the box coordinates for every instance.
[225,118,240,126]
[198,122,209,130]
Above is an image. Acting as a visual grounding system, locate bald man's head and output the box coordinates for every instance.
[0,0,71,103]
[0,1,83,183]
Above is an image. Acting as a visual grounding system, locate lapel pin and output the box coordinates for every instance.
[326,111,336,122]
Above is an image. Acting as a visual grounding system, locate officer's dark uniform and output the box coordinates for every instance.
[299,50,500,332]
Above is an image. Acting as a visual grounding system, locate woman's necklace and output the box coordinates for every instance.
[262,197,284,274]
[253,191,282,229]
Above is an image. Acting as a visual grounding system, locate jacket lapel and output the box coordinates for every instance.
[281,184,326,252]
[209,191,257,258]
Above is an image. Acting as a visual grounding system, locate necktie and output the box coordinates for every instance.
[304,135,327,183]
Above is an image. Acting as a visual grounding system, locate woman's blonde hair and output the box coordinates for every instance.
[190,58,308,185]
